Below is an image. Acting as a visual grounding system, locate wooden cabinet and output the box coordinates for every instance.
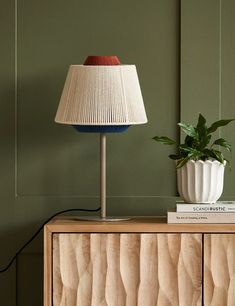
[44,218,235,306]
[52,233,202,306]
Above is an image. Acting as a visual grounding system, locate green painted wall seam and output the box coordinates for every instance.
[219,0,222,136]
[14,0,18,198]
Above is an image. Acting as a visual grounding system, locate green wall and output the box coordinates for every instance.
[0,0,235,305]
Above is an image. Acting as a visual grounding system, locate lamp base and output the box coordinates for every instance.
[71,216,131,222]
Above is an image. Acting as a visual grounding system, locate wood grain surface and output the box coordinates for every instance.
[44,226,53,306]
[204,234,235,306]
[53,233,202,306]
[46,216,235,233]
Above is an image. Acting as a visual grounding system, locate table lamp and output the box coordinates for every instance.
[55,56,147,221]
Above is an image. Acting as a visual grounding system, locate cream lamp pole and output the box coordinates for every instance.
[55,56,147,221]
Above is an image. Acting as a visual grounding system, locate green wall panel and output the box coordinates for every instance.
[221,0,235,196]
[181,0,221,125]
[0,0,16,305]
[17,0,179,197]
[181,0,235,198]
[17,254,43,306]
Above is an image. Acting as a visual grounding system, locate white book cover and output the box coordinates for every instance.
[176,201,235,213]
[168,210,235,224]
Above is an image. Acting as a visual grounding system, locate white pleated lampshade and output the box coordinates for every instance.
[55,65,147,125]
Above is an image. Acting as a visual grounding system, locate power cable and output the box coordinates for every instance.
[0,206,101,273]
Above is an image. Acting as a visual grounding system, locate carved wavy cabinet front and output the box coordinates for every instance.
[204,234,235,306]
[53,233,202,306]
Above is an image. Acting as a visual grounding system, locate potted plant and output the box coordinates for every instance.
[153,114,234,203]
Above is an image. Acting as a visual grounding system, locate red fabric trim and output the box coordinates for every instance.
[83,56,120,66]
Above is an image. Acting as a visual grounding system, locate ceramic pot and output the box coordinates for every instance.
[177,160,226,203]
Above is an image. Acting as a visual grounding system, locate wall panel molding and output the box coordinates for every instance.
[180,0,235,198]
[181,0,222,125]
[16,0,180,199]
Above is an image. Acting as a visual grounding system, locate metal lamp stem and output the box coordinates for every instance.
[72,132,129,221]
[100,133,106,219]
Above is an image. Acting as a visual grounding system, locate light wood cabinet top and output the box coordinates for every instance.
[45,216,235,233]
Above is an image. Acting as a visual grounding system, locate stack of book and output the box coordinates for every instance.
[167,201,235,223]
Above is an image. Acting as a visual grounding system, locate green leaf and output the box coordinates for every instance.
[179,144,193,152]
[169,154,181,160]
[211,149,224,164]
[196,113,207,136]
[184,135,194,146]
[212,138,231,152]
[202,148,213,157]
[208,119,235,134]
[201,149,215,161]
[194,113,211,150]
[178,122,198,138]
[176,155,193,169]
[224,158,231,170]
[152,136,176,145]
[179,145,200,156]
[198,134,212,151]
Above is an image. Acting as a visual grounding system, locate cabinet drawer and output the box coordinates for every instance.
[52,233,202,306]
[204,234,235,306]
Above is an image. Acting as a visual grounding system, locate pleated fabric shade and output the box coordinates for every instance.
[55,64,147,126]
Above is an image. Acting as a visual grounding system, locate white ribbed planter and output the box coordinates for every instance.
[177,160,226,204]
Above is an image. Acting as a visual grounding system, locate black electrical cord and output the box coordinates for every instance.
[0,206,101,273]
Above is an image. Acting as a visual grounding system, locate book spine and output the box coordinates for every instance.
[168,211,235,224]
[176,204,235,213]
